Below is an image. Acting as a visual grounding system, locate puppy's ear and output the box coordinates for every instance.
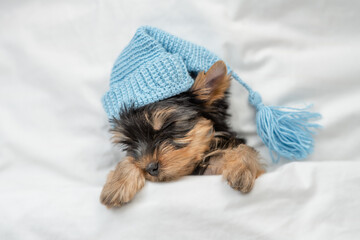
[190,60,230,105]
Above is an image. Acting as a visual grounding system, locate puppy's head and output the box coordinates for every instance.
[111,61,231,181]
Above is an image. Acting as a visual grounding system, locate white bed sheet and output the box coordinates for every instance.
[1,0,360,239]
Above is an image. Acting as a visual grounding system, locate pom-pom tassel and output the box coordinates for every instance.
[249,91,321,163]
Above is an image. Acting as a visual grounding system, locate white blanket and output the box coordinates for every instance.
[1,0,359,239]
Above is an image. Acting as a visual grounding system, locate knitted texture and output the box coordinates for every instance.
[102,26,321,162]
[102,26,220,118]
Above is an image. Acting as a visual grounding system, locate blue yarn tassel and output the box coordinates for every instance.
[231,73,321,163]
[249,92,321,163]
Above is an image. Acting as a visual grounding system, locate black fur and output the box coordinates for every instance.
[111,86,245,162]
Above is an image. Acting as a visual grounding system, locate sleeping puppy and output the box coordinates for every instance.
[100,60,264,208]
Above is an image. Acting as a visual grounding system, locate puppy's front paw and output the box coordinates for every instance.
[100,159,145,208]
[224,165,256,193]
[222,145,264,193]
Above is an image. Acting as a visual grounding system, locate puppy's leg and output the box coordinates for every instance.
[100,157,145,208]
[222,145,264,193]
[203,145,264,193]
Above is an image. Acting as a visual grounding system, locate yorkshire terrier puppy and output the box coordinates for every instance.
[100,61,264,208]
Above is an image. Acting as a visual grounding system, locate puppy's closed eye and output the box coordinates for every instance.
[150,107,176,131]
[172,138,190,149]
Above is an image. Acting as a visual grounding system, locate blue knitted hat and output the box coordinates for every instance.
[102,26,321,162]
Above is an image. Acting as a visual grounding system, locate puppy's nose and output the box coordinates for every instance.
[146,162,159,176]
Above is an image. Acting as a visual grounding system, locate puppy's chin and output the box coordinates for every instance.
[144,171,184,182]
[144,174,166,182]
[144,172,177,182]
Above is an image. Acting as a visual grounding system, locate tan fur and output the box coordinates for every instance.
[100,157,145,208]
[157,118,213,180]
[190,71,209,100]
[151,107,176,131]
[100,118,214,208]
[100,61,265,208]
[110,128,126,144]
[203,144,265,193]
[134,118,214,182]
[191,60,231,106]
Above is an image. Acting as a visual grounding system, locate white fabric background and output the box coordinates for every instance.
[1,0,360,239]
